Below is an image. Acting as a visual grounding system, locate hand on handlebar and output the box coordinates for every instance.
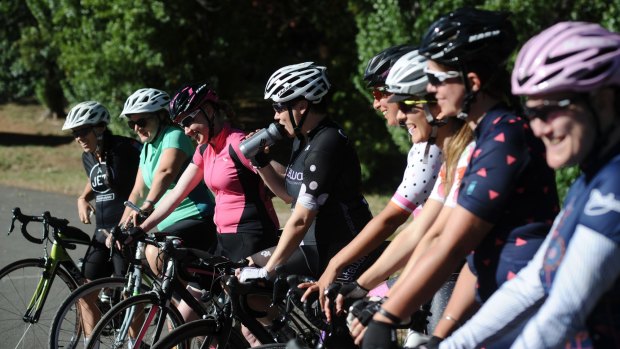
[238,266,270,282]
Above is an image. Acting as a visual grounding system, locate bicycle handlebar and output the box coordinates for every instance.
[9,207,72,244]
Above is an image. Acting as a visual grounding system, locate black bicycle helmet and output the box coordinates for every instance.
[364,45,416,88]
[419,7,517,67]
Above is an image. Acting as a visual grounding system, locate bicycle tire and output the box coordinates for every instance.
[86,292,185,349]
[0,258,78,349]
[49,275,153,349]
[152,318,249,349]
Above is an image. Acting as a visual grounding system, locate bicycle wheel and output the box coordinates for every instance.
[50,276,153,349]
[86,293,184,349]
[152,318,249,349]
[0,258,78,349]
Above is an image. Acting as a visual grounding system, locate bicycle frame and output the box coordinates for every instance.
[23,234,84,323]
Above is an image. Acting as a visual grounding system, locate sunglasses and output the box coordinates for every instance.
[127,117,150,129]
[398,98,436,113]
[523,99,573,122]
[272,102,291,113]
[424,66,462,86]
[371,86,390,100]
[71,127,92,138]
[176,109,202,128]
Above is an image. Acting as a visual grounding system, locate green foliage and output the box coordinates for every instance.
[555,166,581,203]
[3,0,618,193]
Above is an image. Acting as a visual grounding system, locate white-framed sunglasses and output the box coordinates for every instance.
[423,66,463,85]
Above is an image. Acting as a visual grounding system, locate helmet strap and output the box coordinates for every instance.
[423,126,438,164]
[424,104,448,127]
[288,103,311,139]
[456,64,478,120]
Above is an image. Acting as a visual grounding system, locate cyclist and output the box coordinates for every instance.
[359,8,559,348]
[239,62,372,281]
[136,82,279,262]
[341,50,474,345]
[436,21,620,349]
[302,46,443,310]
[62,101,141,347]
[365,44,416,126]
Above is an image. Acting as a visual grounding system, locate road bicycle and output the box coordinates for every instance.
[85,233,249,349]
[48,201,156,349]
[0,207,90,348]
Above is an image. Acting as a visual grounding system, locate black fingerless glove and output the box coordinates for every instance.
[250,151,271,168]
[361,319,400,349]
[120,226,146,245]
[424,336,443,349]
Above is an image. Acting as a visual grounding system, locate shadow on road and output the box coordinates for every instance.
[0,132,73,146]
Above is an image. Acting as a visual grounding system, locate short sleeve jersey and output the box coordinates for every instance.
[457,105,560,302]
[82,134,141,230]
[192,123,279,235]
[390,142,442,216]
[285,119,372,265]
[540,153,620,348]
[140,125,214,231]
[429,141,476,207]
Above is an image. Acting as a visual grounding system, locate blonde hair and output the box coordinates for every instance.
[443,119,474,193]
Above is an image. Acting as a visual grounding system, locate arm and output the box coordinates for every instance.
[379,205,493,321]
[356,199,445,290]
[319,204,409,291]
[141,147,188,211]
[264,203,317,274]
[139,163,203,232]
[511,225,620,349]
[432,263,478,339]
[257,161,292,203]
[77,180,95,224]
[120,166,147,225]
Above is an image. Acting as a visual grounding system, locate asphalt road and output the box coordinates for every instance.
[0,184,92,348]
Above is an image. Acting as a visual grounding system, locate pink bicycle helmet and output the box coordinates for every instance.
[512,21,620,96]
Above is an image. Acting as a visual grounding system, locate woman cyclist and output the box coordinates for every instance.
[136,82,279,262]
[359,8,559,348]
[238,61,372,277]
[436,21,620,349]
[304,45,443,310]
[62,101,141,346]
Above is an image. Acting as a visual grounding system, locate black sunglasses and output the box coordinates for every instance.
[272,102,291,113]
[176,109,202,128]
[127,117,149,129]
[523,98,573,122]
[71,127,92,138]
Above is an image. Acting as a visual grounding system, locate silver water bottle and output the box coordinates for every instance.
[239,123,286,159]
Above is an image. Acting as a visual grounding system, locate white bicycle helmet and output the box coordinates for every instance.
[385,50,428,97]
[62,101,110,131]
[120,88,170,118]
[264,62,330,104]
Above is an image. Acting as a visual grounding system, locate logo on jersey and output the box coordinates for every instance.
[286,168,303,181]
[584,189,620,216]
[89,163,113,194]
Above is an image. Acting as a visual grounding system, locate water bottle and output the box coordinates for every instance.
[239,123,285,159]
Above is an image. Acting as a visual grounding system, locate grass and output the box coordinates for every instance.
[0,103,394,222]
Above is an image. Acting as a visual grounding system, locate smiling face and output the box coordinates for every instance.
[71,127,97,153]
[372,87,400,126]
[178,105,215,145]
[425,60,466,120]
[526,95,596,169]
[396,102,436,143]
[127,113,159,143]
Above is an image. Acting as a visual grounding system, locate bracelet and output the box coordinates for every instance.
[143,199,155,206]
[443,315,461,325]
[378,307,404,325]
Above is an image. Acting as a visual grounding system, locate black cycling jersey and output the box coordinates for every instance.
[285,118,372,270]
[81,133,141,279]
[82,134,141,230]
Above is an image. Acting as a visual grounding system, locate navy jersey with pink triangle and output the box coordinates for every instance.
[456,104,560,302]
